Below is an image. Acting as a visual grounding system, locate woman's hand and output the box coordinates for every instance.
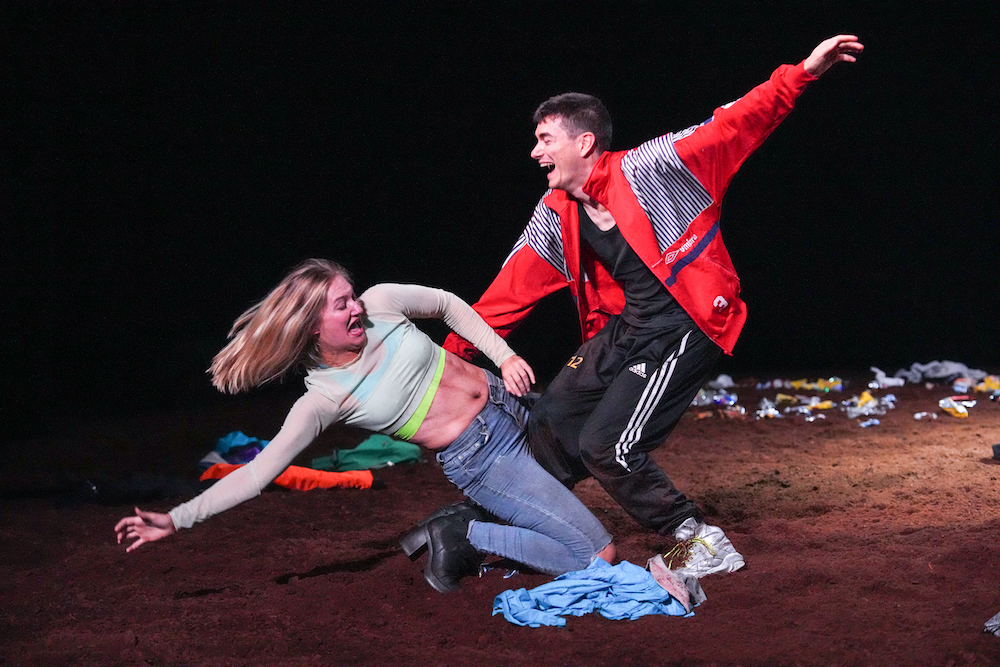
[500,355,535,397]
[114,507,177,553]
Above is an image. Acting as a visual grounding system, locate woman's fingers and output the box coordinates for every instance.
[114,507,164,551]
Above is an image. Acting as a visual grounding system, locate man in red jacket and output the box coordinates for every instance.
[442,35,863,578]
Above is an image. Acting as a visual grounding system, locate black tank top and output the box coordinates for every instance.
[578,201,678,328]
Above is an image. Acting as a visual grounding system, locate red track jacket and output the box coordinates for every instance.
[445,62,816,360]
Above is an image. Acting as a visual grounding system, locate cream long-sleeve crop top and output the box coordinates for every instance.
[169,283,516,530]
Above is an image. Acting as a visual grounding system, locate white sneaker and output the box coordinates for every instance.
[664,518,746,578]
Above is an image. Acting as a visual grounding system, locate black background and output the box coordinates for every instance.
[3,2,997,440]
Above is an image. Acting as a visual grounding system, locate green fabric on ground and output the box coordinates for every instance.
[311,434,423,471]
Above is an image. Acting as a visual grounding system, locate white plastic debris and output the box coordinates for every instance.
[647,554,706,613]
[985,610,1000,636]
[755,398,781,420]
[707,374,735,390]
[870,366,905,388]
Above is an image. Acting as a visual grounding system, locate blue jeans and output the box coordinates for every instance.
[437,372,612,575]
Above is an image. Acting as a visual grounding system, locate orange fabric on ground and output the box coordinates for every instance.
[200,463,374,490]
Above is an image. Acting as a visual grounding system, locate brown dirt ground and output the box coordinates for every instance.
[3,376,1000,667]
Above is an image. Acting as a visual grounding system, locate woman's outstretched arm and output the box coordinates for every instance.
[113,392,337,553]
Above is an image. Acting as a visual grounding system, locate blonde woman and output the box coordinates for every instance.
[115,259,614,593]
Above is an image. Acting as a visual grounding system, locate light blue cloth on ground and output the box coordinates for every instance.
[492,558,692,628]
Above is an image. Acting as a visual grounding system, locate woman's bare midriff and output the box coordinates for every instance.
[409,351,489,450]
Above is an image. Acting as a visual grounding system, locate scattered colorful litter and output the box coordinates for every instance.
[754,398,781,420]
[844,391,885,420]
[693,363,996,427]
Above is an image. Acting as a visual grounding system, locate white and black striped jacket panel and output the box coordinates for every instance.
[620,130,713,252]
[503,193,569,279]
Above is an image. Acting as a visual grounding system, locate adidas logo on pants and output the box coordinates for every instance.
[628,363,647,378]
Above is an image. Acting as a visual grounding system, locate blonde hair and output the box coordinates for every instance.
[209,259,351,393]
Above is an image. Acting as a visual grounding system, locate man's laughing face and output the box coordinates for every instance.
[530,116,590,193]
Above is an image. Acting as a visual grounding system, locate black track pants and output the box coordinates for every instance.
[528,312,721,536]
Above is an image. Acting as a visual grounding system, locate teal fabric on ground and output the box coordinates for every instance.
[311,434,423,472]
[198,431,272,471]
[215,431,270,455]
[492,558,691,628]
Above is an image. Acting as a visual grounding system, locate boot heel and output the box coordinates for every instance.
[421,515,482,593]
[400,524,430,560]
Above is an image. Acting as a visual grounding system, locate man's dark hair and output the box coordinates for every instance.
[532,92,613,153]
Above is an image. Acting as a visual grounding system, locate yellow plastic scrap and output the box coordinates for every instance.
[789,378,844,393]
[775,393,797,405]
[975,375,1000,392]
[939,397,976,418]
[857,391,876,407]
[817,377,844,392]
[812,400,835,410]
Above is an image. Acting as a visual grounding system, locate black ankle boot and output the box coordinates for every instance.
[423,513,484,593]
[399,499,491,560]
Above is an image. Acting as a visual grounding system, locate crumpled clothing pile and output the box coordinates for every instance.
[893,360,988,384]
